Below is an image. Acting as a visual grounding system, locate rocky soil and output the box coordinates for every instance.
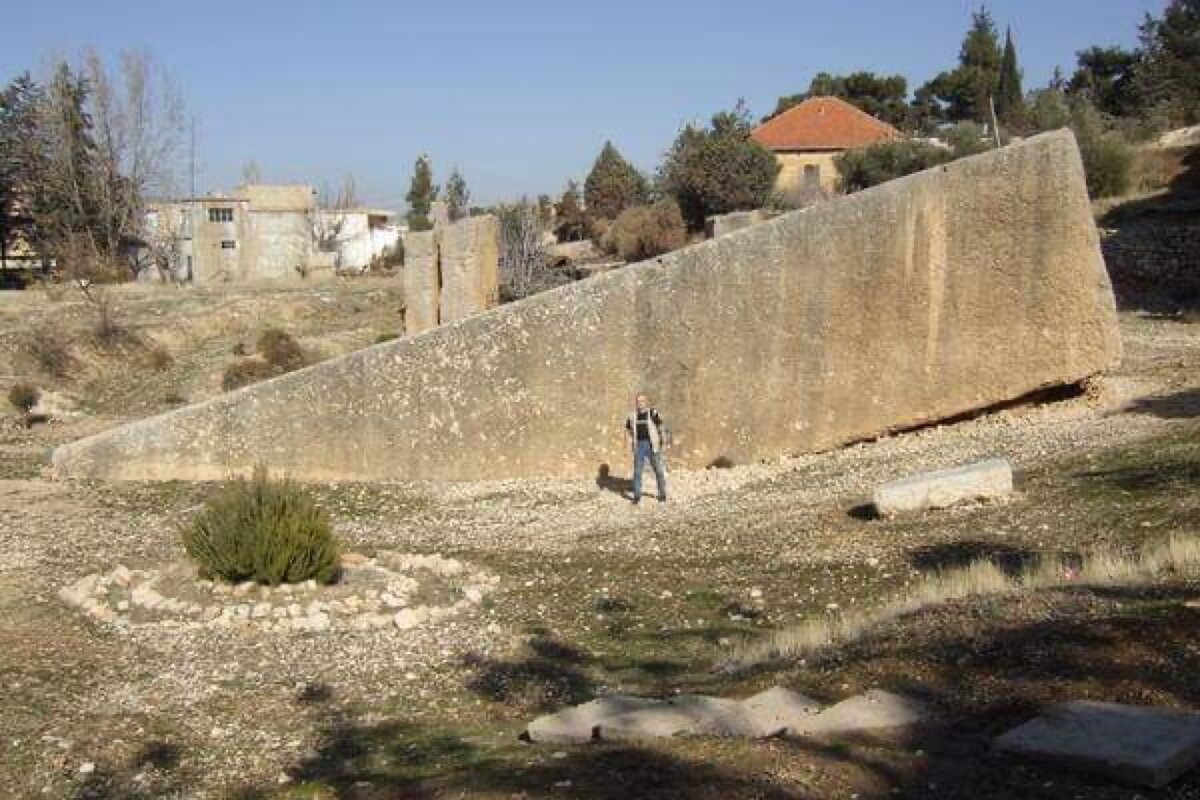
[1,292,1198,797]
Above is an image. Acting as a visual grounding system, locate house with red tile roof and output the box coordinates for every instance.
[752,96,902,200]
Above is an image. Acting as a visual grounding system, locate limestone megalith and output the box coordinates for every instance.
[54,131,1121,482]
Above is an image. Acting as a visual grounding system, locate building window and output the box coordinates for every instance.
[804,164,821,188]
[208,207,233,223]
[220,240,237,249]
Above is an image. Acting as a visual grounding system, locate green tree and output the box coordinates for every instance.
[918,7,1003,124]
[768,72,912,129]
[0,73,46,269]
[554,181,587,241]
[405,155,438,231]
[1132,0,1200,125]
[1026,87,1072,132]
[583,141,646,221]
[658,102,780,231]
[996,27,1025,127]
[444,167,470,222]
[1068,46,1141,117]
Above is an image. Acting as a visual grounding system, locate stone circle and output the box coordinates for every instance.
[57,551,498,634]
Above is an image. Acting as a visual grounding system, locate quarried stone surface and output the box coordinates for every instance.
[525,696,658,744]
[994,701,1200,788]
[792,689,931,737]
[439,215,500,324]
[742,686,823,737]
[402,230,439,335]
[705,209,772,239]
[54,131,1122,482]
[873,458,1013,516]
[598,695,757,740]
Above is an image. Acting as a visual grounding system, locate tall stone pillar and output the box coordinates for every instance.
[403,230,440,335]
[439,215,501,324]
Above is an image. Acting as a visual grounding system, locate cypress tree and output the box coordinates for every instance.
[405,155,438,232]
[996,27,1025,126]
[444,167,470,222]
[583,141,646,221]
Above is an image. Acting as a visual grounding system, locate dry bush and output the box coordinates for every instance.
[602,200,687,262]
[19,324,75,380]
[146,344,174,371]
[736,533,1200,668]
[221,359,278,391]
[182,466,340,586]
[7,383,40,415]
[257,328,306,371]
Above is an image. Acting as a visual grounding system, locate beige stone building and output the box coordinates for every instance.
[751,96,902,201]
[144,184,400,283]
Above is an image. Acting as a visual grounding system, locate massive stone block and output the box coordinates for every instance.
[439,215,500,324]
[402,230,439,335]
[53,131,1121,482]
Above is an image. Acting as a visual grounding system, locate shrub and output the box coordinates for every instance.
[146,344,174,371]
[1078,132,1135,198]
[584,142,647,221]
[221,359,278,391]
[19,324,74,379]
[659,104,780,230]
[8,383,40,415]
[603,200,688,262]
[943,121,992,158]
[182,466,340,585]
[257,328,306,371]
[836,140,954,192]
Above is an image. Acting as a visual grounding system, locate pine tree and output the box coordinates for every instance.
[444,167,470,222]
[996,27,1025,127]
[918,6,1004,124]
[583,141,646,221]
[405,155,438,232]
[0,72,46,266]
[554,181,587,242]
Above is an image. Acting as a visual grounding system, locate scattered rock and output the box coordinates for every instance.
[873,458,1013,516]
[526,696,659,744]
[793,689,930,737]
[994,700,1200,788]
[741,687,823,737]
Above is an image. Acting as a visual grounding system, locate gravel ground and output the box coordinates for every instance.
[0,311,1198,797]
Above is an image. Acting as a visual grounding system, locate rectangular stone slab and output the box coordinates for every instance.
[402,230,439,335]
[873,458,1013,516]
[994,700,1200,788]
[52,131,1122,482]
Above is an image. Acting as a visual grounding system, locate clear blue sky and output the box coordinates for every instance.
[1,0,1161,208]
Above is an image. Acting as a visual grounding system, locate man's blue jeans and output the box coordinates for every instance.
[632,439,667,502]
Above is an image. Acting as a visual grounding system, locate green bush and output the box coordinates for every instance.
[1078,132,1135,198]
[659,104,780,230]
[7,383,40,414]
[182,466,340,585]
[836,140,954,192]
[221,358,278,391]
[603,200,688,262]
[257,328,306,371]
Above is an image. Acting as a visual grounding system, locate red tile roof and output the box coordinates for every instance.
[752,96,902,152]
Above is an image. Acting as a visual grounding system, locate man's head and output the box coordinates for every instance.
[635,393,649,411]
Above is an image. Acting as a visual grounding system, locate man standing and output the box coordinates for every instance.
[625,393,667,505]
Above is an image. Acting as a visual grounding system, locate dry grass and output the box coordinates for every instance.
[736,533,1200,668]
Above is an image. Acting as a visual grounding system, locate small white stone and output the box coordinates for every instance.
[233,581,256,596]
[78,762,95,775]
[749,587,763,599]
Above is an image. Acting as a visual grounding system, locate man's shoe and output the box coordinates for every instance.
[657,495,667,503]
[631,497,640,506]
